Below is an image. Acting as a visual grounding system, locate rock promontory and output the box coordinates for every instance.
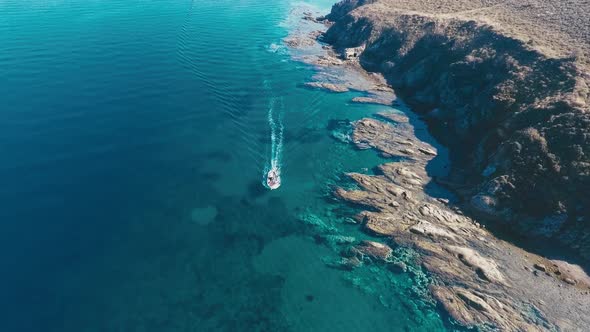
[284,3,590,329]
[323,0,590,260]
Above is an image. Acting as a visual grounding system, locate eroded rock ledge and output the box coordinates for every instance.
[336,113,590,330]
[322,0,590,262]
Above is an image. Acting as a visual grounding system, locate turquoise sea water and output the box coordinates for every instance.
[0,1,453,331]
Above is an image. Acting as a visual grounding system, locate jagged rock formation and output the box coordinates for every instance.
[323,0,590,260]
[335,112,590,330]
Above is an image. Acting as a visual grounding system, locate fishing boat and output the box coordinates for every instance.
[266,167,281,190]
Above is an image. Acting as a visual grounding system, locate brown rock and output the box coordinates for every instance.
[400,148,415,155]
[337,256,363,270]
[534,263,547,272]
[353,240,394,261]
[448,246,506,285]
[376,112,409,123]
[565,278,577,285]
[390,261,408,273]
[283,36,315,48]
[362,212,410,236]
[418,147,437,156]
[456,290,492,312]
[410,220,459,242]
[351,96,392,105]
[304,82,349,92]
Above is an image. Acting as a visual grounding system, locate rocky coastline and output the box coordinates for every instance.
[322,0,590,262]
[285,1,590,330]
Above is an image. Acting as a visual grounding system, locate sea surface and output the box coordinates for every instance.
[0,1,452,331]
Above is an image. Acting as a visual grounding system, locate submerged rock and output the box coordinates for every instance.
[190,205,218,226]
[337,256,363,270]
[298,212,338,233]
[389,261,407,273]
[322,234,356,248]
[329,119,354,144]
[350,240,393,262]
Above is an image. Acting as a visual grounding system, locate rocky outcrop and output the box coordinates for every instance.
[349,240,393,262]
[322,0,590,260]
[334,114,590,330]
[351,96,391,105]
[304,81,350,92]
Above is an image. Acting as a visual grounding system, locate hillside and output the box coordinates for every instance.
[323,0,590,260]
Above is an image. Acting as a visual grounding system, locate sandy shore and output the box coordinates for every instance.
[284,2,590,330]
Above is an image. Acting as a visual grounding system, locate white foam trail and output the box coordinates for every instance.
[263,80,284,187]
[274,98,284,170]
[268,97,283,171]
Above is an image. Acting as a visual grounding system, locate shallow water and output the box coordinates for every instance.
[0,0,451,331]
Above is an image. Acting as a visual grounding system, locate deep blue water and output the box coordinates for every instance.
[0,1,450,331]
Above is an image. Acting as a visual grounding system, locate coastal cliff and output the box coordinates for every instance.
[323,0,590,260]
[285,2,590,329]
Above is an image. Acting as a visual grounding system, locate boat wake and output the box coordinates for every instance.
[263,84,283,190]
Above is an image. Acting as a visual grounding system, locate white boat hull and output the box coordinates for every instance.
[266,168,281,190]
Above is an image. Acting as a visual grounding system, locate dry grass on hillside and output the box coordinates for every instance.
[362,0,590,65]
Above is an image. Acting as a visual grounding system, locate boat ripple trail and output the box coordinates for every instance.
[264,79,284,187]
